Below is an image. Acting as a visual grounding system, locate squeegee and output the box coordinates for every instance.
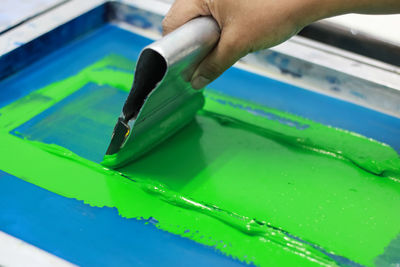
[102,17,220,168]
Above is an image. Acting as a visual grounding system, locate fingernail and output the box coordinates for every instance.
[191,76,210,90]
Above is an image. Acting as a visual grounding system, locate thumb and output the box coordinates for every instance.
[191,30,246,90]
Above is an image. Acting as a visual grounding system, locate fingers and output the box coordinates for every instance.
[162,0,211,35]
[163,0,249,89]
[191,29,247,89]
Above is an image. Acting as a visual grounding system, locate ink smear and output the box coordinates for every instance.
[0,27,399,267]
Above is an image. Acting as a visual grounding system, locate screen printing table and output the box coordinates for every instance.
[0,1,399,266]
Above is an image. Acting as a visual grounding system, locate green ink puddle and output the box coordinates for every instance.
[1,55,399,266]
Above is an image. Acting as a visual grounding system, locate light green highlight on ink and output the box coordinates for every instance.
[0,55,399,266]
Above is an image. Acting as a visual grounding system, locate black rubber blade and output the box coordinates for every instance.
[105,118,130,155]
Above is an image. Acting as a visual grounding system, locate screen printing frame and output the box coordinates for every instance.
[0,0,399,266]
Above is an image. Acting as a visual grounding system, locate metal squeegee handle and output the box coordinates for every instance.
[149,16,221,66]
[121,16,221,121]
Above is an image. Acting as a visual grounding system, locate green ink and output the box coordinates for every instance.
[0,55,399,266]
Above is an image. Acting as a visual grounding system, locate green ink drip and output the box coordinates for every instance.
[0,55,399,266]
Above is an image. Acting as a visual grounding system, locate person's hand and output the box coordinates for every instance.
[163,0,316,89]
[162,0,400,90]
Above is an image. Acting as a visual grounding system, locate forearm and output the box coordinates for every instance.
[301,0,400,26]
[337,0,400,14]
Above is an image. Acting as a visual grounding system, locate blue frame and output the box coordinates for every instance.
[0,5,399,266]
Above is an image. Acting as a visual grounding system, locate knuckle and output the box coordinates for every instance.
[161,17,173,34]
[201,60,223,78]
[224,37,239,51]
[224,33,249,58]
